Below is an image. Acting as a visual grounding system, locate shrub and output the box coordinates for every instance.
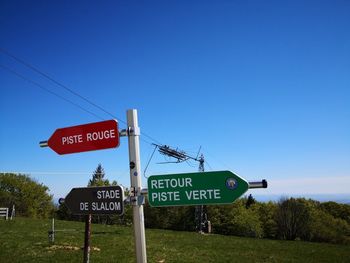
[310,207,350,244]
[0,173,54,218]
[275,198,311,240]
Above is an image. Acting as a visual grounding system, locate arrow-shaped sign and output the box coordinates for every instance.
[148,171,249,207]
[64,186,124,215]
[45,120,119,155]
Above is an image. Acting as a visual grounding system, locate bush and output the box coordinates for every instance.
[310,207,350,244]
[257,201,278,238]
[0,173,54,218]
[320,201,350,225]
[208,200,263,238]
[275,198,311,240]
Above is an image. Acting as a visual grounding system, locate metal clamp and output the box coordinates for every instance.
[130,187,136,197]
[128,127,141,136]
[119,129,128,137]
[40,140,48,147]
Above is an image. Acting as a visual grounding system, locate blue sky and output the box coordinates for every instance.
[1,1,349,201]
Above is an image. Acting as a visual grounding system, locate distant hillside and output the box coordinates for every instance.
[253,193,350,204]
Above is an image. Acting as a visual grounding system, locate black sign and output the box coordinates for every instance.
[65,186,124,215]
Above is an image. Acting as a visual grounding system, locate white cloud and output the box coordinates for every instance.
[252,175,350,195]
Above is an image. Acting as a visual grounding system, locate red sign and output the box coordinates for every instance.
[47,120,119,155]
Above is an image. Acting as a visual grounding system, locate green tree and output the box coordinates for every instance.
[88,164,110,186]
[275,198,311,240]
[320,201,350,225]
[257,201,278,238]
[0,173,54,218]
[309,207,350,244]
[207,199,263,238]
[245,194,256,208]
[89,164,109,224]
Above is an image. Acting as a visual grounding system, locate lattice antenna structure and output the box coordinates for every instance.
[153,144,208,233]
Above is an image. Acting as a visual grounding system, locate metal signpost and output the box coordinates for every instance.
[41,119,119,154]
[64,185,124,215]
[126,109,147,263]
[148,171,249,207]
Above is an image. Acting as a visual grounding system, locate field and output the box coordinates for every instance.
[0,217,349,262]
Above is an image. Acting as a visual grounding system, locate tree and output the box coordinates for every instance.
[257,201,278,238]
[275,198,311,240]
[88,164,119,224]
[320,201,350,225]
[0,173,54,218]
[309,207,350,244]
[245,194,256,208]
[88,164,110,186]
[207,199,263,238]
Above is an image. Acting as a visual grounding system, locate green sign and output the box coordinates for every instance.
[147,171,249,207]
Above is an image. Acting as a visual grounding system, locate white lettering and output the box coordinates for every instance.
[185,178,192,187]
[96,190,120,199]
[170,179,177,188]
[206,189,213,199]
[80,202,89,211]
[151,192,158,201]
[152,178,193,189]
[192,190,199,200]
[151,180,158,189]
[200,190,207,199]
[174,191,180,201]
[151,191,180,202]
[164,179,170,187]
[92,201,121,211]
[214,189,221,199]
[61,134,83,145]
[185,189,221,201]
[86,129,116,142]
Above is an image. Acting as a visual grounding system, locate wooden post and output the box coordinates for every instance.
[83,214,92,263]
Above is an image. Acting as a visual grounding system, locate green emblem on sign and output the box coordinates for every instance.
[147,171,249,207]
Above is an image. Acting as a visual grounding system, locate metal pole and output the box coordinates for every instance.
[196,154,205,233]
[83,214,92,263]
[127,109,147,263]
[249,180,268,189]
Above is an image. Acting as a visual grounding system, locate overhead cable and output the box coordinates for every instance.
[0,64,104,120]
[0,48,163,145]
[0,48,121,123]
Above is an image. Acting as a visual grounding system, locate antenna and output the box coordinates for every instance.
[157,144,189,163]
[153,143,208,233]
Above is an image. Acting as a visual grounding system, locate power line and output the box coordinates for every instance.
[0,64,105,120]
[1,171,125,175]
[0,47,122,123]
[0,47,163,146]
[204,160,213,171]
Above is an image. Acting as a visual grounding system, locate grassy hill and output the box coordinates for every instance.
[0,217,349,262]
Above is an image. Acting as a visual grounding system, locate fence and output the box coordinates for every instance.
[0,205,15,220]
[0,208,9,220]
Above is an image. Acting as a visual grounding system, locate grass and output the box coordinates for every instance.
[0,217,349,262]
